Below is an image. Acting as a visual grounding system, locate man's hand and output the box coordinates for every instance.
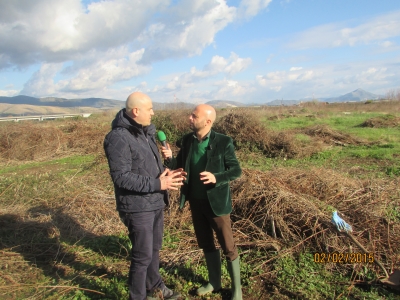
[200,171,216,184]
[178,168,187,179]
[160,168,186,190]
[161,143,172,160]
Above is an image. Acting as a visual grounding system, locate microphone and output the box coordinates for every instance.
[157,131,171,163]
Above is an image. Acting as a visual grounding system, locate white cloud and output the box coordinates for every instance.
[238,0,272,19]
[270,86,282,92]
[0,0,168,67]
[256,68,317,94]
[0,89,19,97]
[161,52,251,92]
[256,75,267,86]
[2,0,398,103]
[202,52,252,77]
[21,63,65,96]
[0,0,260,98]
[224,53,252,75]
[380,41,394,48]
[139,0,236,63]
[139,52,253,102]
[20,48,150,97]
[266,54,274,63]
[334,67,391,86]
[288,10,400,49]
[252,58,400,102]
[298,70,314,81]
[213,78,250,98]
[61,48,150,93]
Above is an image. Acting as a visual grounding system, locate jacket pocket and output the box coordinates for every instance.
[207,155,222,173]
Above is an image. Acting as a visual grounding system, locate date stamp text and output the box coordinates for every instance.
[314,252,374,264]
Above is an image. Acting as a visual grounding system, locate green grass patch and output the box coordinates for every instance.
[263,112,400,143]
[275,252,397,300]
[345,127,400,143]
[262,115,322,130]
[346,144,399,160]
[42,240,131,299]
[0,154,96,175]
[239,147,400,179]
[295,133,312,143]
[263,112,387,131]
[78,233,131,258]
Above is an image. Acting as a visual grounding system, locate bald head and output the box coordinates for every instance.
[126,92,151,111]
[125,92,154,126]
[189,104,216,138]
[195,104,216,124]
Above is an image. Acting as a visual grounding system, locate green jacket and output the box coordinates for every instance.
[167,130,241,216]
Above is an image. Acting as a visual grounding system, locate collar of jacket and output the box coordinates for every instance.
[120,109,156,136]
[192,129,211,142]
[188,129,216,153]
[207,130,217,153]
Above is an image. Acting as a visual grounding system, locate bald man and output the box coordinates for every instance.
[162,104,243,300]
[104,92,184,300]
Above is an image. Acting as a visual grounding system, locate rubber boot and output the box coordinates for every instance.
[196,250,222,296]
[227,257,243,300]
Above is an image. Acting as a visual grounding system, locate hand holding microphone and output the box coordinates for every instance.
[157,131,172,163]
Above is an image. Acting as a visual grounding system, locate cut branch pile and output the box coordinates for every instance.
[163,168,399,278]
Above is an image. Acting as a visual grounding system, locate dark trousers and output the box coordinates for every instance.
[119,209,164,300]
[188,198,238,262]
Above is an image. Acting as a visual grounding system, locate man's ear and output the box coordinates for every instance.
[132,107,139,117]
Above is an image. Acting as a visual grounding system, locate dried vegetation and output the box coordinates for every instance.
[0,118,108,162]
[0,101,399,299]
[360,115,400,128]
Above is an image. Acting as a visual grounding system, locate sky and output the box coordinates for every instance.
[0,0,400,104]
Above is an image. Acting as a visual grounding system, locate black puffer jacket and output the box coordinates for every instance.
[104,109,168,212]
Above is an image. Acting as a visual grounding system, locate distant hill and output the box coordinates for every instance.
[153,102,195,110]
[0,95,196,112]
[0,95,244,114]
[263,89,383,106]
[205,100,247,108]
[0,95,197,116]
[0,88,386,116]
[0,95,124,109]
[323,89,382,103]
[265,99,300,106]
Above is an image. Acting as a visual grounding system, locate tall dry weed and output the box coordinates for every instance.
[227,168,399,275]
[0,119,109,162]
[213,112,322,158]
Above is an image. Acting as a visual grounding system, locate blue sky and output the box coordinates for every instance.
[0,0,399,104]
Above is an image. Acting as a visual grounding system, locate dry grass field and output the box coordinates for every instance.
[0,101,399,299]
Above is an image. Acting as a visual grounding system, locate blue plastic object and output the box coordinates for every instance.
[331,211,352,233]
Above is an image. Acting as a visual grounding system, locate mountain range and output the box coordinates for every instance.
[0,89,384,116]
[265,89,383,106]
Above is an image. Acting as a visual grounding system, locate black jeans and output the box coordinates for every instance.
[119,209,164,300]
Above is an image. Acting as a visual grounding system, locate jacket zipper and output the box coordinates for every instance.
[146,136,161,174]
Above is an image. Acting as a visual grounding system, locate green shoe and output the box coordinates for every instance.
[227,257,243,300]
[196,250,222,296]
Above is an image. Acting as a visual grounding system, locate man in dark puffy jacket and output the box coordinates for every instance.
[104,92,184,300]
